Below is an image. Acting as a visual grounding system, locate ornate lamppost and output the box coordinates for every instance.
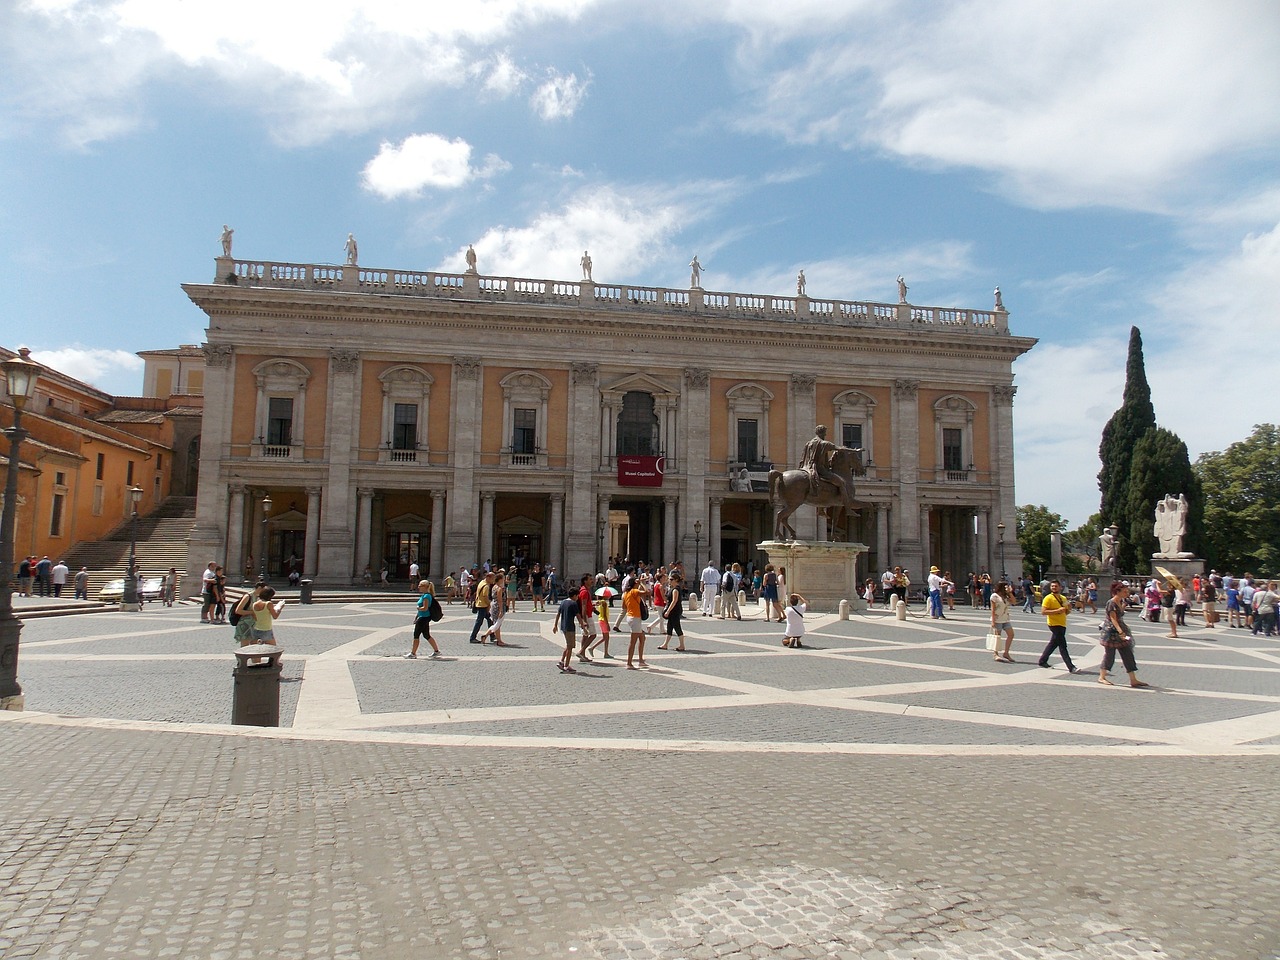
[1,347,41,708]
[120,485,144,611]
[997,521,1007,582]
[259,494,273,583]
[693,519,703,586]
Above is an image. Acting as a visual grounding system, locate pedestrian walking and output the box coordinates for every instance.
[588,596,614,659]
[405,580,442,659]
[657,572,686,651]
[479,572,511,646]
[1099,582,1150,687]
[720,563,743,620]
[163,567,177,606]
[1037,580,1082,673]
[761,564,784,621]
[782,593,808,648]
[616,579,649,669]
[74,566,89,601]
[51,560,69,597]
[552,591,583,673]
[700,560,720,616]
[990,580,1016,663]
[467,571,495,643]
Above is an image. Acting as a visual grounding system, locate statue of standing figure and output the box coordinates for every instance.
[994,286,1003,309]
[580,250,593,282]
[1153,493,1190,557]
[465,244,478,274]
[689,255,704,289]
[1099,525,1119,571]
[897,275,908,303]
[344,233,358,265]
[220,225,234,257]
[797,270,806,296]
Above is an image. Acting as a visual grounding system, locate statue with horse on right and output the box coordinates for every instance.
[769,425,866,540]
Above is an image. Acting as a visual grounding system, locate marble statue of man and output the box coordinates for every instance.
[897,275,908,303]
[344,233,358,265]
[994,286,1003,309]
[220,225,234,257]
[465,244,478,273]
[797,270,806,296]
[689,255,703,288]
[581,250,593,282]
[798,425,850,503]
[1099,526,1119,571]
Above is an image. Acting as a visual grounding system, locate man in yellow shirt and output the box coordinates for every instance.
[1037,579,1081,673]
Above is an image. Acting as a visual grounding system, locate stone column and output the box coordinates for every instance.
[709,497,723,568]
[445,357,482,573]
[354,488,374,580]
[479,492,496,565]
[548,493,564,574]
[317,349,361,580]
[225,483,246,583]
[186,344,234,589]
[304,487,321,577]
[891,378,922,574]
[597,493,611,571]
[663,496,677,564]
[992,386,1023,576]
[429,490,447,582]
[919,503,931,576]
[681,367,710,559]
[876,503,890,571]
[790,374,818,537]
[975,507,990,577]
[565,363,599,577]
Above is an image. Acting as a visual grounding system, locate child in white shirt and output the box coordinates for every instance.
[782,593,808,648]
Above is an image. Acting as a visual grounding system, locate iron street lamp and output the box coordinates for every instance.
[693,519,703,583]
[997,521,1007,582]
[259,494,273,583]
[1,347,41,706]
[597,518,607,576]
[120,485,144,611]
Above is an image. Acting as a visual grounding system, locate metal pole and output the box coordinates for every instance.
[0,407,28,701]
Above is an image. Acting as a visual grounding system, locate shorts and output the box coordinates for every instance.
[993,621,1010,633]
[625,616,643,633]
[583,619,598,638]
[252,628,276,642]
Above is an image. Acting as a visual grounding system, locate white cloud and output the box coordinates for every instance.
[530,68,590,120]
[740,0,1280,211]
[28,347,144,393]
[8,0,599,144]
[439,183,704,281]
[361,134,509,199]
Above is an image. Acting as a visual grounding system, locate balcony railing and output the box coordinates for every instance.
[213,258,1010,334]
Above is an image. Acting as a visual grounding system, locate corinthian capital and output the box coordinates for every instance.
[571,362,598,385]
[454,357,482,381]
[993,385,1018,405]
[684,367,710,389]
[202,343,234,368]
[892,378,919,399]
[330,350,360,374]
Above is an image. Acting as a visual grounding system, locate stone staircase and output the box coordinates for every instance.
[60,497,197,600]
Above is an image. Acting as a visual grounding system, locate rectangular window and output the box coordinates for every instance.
[156,454,163,472]
[55,471,66,486]
[943,428,964,471]
[50,493,64,537]
[736,418,758,464]
[267,398,293,446]
[96,453,105,480]
[126,460,134,485]
[842,423,863,449]
[512,408,537,455]
[392,403,417,449]
[187,370,204,395]
[155,368,173,397]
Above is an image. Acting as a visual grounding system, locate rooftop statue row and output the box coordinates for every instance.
[212,227,1011,329]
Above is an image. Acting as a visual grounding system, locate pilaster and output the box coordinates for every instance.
[317,349,361,579]
[304,487,321,578]
[444,357,482,574]
[891,378,922,574]
[429,490,447,583]
[681,367,710,559]
[564,362,599,578]
[187,344,235,590]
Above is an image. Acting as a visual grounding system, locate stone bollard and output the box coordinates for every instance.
[839,599,850,620]
[896,599,907,621]
[713,594,722,617]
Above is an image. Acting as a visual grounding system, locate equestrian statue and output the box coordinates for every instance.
[769,425,866,540]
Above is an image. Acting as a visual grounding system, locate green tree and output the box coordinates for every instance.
[1016,504,1068,578]
[1064,512,1103,570]
[1125,427,1203,566]
[1194,424,1280,574]
[1098,327,1156,570]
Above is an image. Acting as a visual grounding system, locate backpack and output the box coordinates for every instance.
[429,596,444,622]
[722,571,735,591]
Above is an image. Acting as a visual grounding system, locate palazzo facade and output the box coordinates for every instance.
[182,253,1034,590]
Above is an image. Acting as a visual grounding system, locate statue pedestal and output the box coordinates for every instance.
[1151,556,1205,585]
[758,540,869,614]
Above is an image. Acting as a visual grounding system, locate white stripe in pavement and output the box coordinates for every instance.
[292,659,361,728]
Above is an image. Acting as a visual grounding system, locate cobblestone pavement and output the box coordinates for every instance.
[3,601,1279,958]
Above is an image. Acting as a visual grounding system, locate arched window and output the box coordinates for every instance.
[616,391,659,456]
[252,359,311,458]
[933,395,977,481]
[378,365,434,463]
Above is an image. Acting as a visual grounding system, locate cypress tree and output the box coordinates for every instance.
[1098,327,1156,569]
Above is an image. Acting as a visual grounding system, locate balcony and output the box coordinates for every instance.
[379,445,428,465]
[256,442,302,460]
[501,447,547,469]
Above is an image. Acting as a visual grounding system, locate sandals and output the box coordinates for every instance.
[1098,675,1114,685]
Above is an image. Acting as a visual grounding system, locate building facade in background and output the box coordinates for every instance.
[182,252,1034,589]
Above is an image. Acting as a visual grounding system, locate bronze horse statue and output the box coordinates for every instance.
[769,446,866,540]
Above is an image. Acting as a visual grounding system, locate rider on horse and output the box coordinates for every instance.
[798,425,853,505]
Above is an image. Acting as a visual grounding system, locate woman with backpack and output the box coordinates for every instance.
[405,580,442,659]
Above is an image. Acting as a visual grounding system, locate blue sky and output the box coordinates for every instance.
[3,0,1278,527]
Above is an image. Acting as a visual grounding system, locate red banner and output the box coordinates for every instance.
[618,455,665,487]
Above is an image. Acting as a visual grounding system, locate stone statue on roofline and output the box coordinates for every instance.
[580,250,593,282]
[465,244,478,274]
[689,255,703,289]
[220,225,234,257]
[897,275,908,303]
[345,233,358,265]
[797,270,806,296]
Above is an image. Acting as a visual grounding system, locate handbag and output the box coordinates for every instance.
[985,631,999,652]
[639,599,650,619]
[233,617,254,643]
[1098,620,1130,649]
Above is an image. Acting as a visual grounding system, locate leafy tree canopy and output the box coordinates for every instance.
[1016,504,1068,578]
[1194,424,1280,575]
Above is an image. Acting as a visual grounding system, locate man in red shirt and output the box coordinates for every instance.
[577,575,597,662]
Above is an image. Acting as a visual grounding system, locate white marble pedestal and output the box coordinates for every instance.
[758,540,869,614]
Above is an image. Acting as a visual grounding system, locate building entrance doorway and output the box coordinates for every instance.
[607,500,660,565]
[385,532,423,581]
